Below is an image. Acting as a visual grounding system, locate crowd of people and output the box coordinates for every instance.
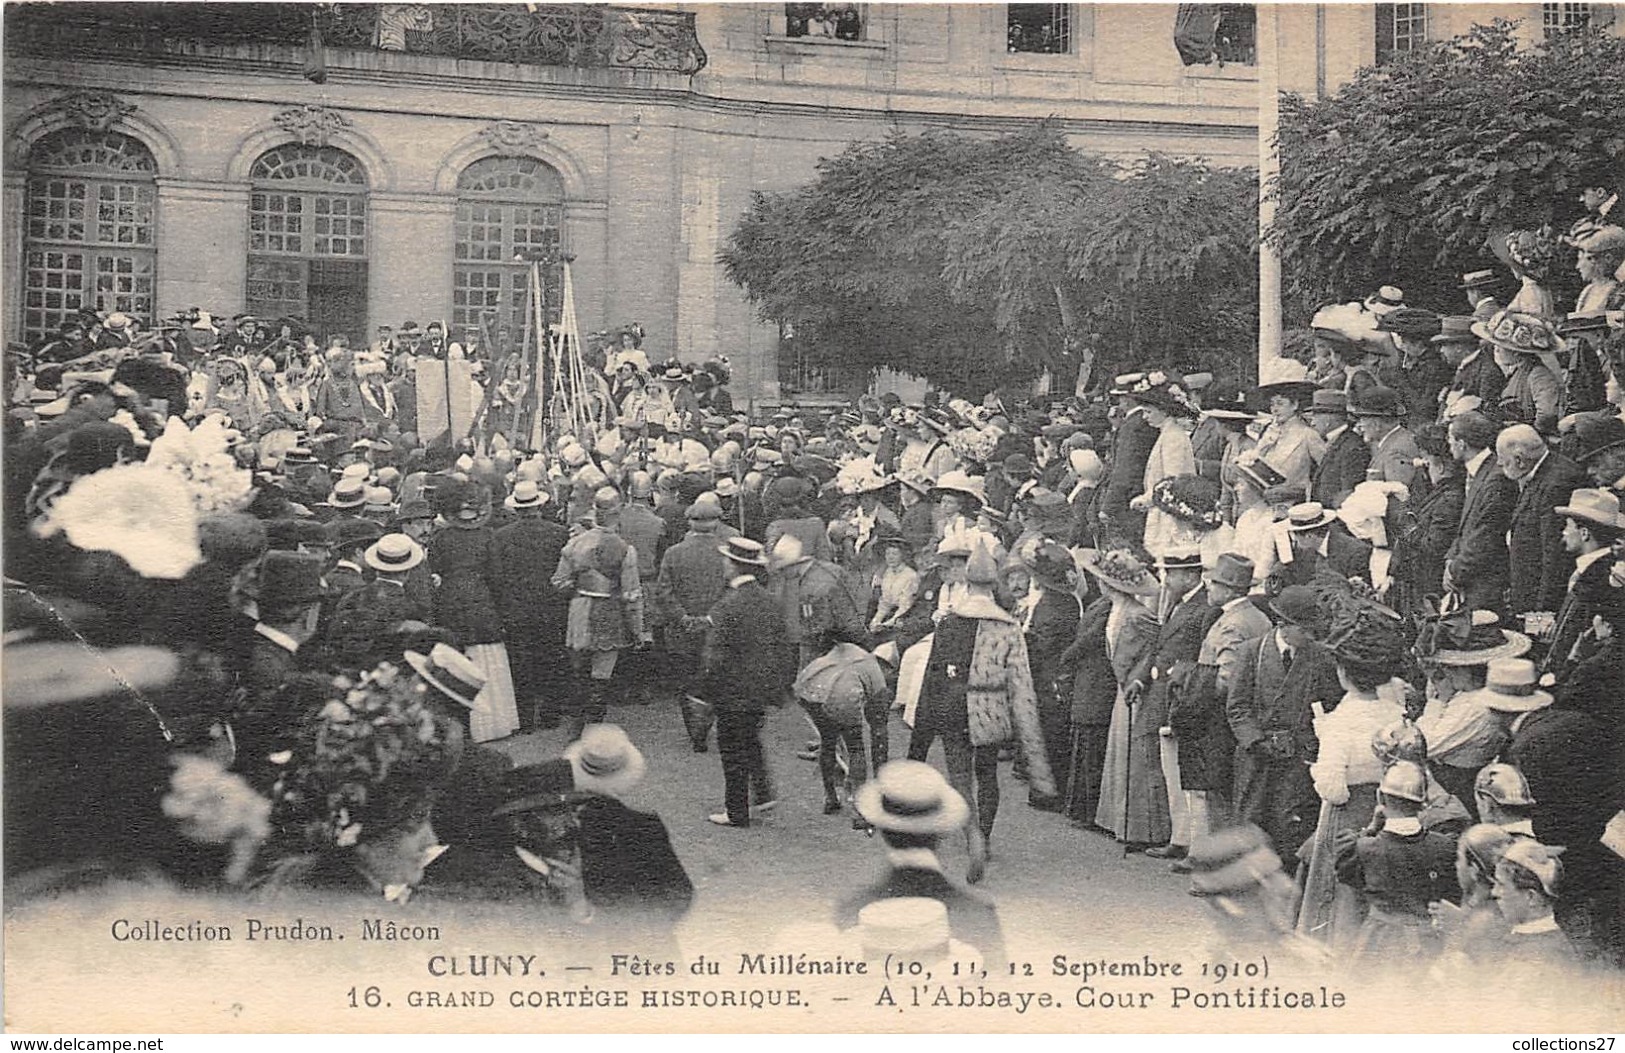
[3,182,1623,975]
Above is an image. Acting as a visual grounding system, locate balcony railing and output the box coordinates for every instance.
[5,3,707,75]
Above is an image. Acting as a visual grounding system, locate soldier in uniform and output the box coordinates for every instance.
[552,487,650,738]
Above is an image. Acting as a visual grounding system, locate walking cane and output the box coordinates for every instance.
[1121,687,1134,858]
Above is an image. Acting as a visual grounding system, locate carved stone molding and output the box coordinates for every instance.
[56,91,137,132]
[272,105,351,147]
[478,120,550,152]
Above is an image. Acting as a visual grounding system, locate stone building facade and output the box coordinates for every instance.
[3,2,1268,402]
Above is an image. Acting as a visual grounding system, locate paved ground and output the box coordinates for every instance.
[489,691,1209,960]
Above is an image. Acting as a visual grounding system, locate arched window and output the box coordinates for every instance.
[246,144,369,342]
[22,128,157,344]
[453,155,565,342]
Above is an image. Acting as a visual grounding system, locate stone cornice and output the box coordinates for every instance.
[6,55,1258,143]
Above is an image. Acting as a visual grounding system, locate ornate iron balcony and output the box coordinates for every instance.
[6,3,707,75]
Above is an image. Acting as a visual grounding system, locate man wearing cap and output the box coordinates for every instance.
[1307,389,1369,509]
[552,487,650,736]
[1226,585,1339,859]
[1542,488,1624,678]
[653,495,733,750]
[1441,411,1518,612]
[491,481,570,731]
[836,760,1007,968]
[1499,424,1586,620]
[703,538,788,827]
[1348,386,1419,490]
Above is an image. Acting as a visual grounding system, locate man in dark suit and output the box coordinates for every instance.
[1436,318,1508,417]
[491,482,571,729]
[1483,660,1621,959]
[1277,502,1372,586]
[1498,424,1586,619]
[1442,411,1518,613]
[652,496,732,750]
[703,538,789,828]
[1100,381,1159,544]
[1020,543,1082,811]
[836,760,1007,968]
[1540,489,1623,679]
[1307,389,1368,509]
[1226,585,1340,860]
[1059,589,1114,826]
[1170,553,1272,869]
[1128,552,1222,860]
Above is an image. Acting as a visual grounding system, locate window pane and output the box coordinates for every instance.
[1007,4,1071,53]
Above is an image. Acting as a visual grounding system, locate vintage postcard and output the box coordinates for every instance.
[4,0,1622,1036]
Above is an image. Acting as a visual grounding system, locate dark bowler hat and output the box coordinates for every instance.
[1571,412,1625,463]
[258,551,325,607]
[1269,584,1324,631]
[1374,307,1442,337]
[1432,315,1479,345]
[1255,380,1318,408]
[1207,552,1255,590]
[1308,388,1348,417]
[1347,386,1405,418]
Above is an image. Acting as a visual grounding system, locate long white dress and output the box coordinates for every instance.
[1139,420,1196,558]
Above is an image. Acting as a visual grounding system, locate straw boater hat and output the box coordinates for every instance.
[504,480,550,510]
[1474,658,1554,713]
[404,643,486,710]
[855,760,970,835]
[564,723,646,798]
[1186,825,1286,898]
[1077,548,1160,598]
[720,536,769,567]
[1282,501,1338,532]
[325,476,367,509]
[364,532,425,574]
[1458,269,1500,292]
[855,898,978,964]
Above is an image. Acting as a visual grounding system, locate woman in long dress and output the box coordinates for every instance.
[427,480,520,743]
[1126,378,1199,558]
[1080,548,1167,848]
[1294,598,1407,947]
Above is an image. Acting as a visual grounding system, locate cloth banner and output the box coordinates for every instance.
[415,355,477,446]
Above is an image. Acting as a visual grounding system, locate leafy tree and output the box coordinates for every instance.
[721,127,1258,397]
[1271,20,1625,321]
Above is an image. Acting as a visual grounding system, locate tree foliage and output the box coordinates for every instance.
[1271,21,1625,320]
[720,126,1258,397]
